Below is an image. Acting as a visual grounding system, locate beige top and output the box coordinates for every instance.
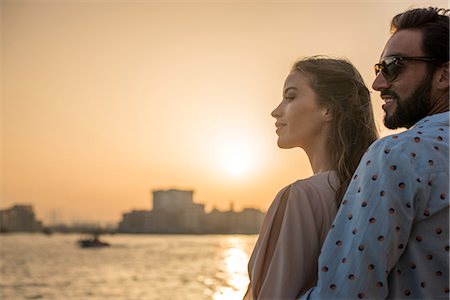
[244,171,340,300]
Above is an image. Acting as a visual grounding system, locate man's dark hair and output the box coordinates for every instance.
[391,7,449,66]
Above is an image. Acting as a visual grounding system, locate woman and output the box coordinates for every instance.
[244,57,378,299]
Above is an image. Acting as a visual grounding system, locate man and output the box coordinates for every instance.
[300,7,449,299]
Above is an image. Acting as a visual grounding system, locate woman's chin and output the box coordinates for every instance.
[277,140,294,149]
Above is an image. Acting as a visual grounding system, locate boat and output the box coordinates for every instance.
[42,227,53,235]
[77,234,110,248]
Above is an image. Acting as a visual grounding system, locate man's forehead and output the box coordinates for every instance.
[380,29,424,59]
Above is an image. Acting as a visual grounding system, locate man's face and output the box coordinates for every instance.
[372,29,433,129]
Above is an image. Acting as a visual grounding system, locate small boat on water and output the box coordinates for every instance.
[77,234,110,248]
[42,227,53,235]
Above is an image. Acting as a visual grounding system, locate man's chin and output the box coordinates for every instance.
[384,114,416,130]
[384,115,401,130]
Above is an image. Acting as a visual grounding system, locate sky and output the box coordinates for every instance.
[1,0,448,225]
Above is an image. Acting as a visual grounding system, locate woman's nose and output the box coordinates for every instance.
[271,102,282,118]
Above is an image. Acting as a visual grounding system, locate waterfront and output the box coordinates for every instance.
[0,234,257,299]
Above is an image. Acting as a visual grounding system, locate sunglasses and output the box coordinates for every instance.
[374,56,436,82]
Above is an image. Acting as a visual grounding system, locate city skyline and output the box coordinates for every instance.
[117,188,264,234]
[0,188,265,232]
[2,0,448,224]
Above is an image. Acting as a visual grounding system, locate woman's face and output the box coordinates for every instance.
[271,71,329,149]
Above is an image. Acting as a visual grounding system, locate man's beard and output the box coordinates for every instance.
[384,73,433,129]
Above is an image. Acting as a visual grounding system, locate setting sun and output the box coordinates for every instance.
[218,142,254,178]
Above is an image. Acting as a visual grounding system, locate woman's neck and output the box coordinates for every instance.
[303,130,332,175]
[307,150,332,175]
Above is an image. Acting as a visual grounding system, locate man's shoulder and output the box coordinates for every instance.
[363,118,449,175]
[368,130,417,154]
[370,121,448,153]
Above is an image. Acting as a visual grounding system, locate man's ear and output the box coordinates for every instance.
[435,62,449,91]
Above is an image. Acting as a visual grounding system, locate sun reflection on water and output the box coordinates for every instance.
[213,237,250,300]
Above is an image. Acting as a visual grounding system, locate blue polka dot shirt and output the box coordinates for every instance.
[301,112,449,299]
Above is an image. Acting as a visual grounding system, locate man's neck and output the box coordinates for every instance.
[428,93,449,115]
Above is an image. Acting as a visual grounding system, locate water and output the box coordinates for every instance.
[0,234,257,299]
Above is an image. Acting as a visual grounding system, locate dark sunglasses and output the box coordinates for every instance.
[374,56,436,82]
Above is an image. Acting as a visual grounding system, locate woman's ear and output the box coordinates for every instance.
[323,108,333,122]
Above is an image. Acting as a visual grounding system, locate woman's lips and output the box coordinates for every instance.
[275,123,286,134]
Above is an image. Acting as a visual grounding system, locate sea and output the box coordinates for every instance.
[0,233,258,300]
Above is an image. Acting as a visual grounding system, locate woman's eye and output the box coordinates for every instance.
[285,96,295,102]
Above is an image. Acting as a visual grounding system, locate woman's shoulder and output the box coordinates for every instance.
[291,171,339,194]
[276,172,339,228]
[277,171,339,208]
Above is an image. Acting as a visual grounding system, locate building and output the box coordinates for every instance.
[230,208,265,234]
[117,210,152,233]
[203,207,264,234]
[151,189,205,233]
[117,188,265,234]
[0,204,43,232]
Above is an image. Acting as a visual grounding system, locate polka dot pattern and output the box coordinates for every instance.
[309,113,449,299]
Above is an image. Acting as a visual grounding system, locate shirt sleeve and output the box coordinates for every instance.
[301,139,421,299]
[255,182,334,299]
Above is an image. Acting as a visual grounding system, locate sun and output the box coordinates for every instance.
[211,128,263,179]
[224,151,250,177]
[218,143,254,178]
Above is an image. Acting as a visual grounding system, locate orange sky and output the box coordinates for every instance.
[1,0,447,225]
